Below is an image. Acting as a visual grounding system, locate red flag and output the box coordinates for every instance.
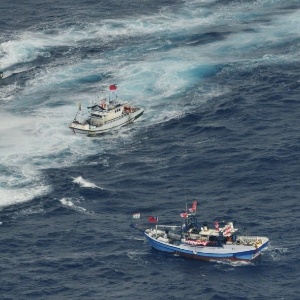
[192,201,197,212]
[148,216,158,223]
[180,212,188,218]
[109,84,117,91]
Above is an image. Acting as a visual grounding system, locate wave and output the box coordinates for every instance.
[59,197,88,213]
[72,176,103,189]
[0,186,50,208]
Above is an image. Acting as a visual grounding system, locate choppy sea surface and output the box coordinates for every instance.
[1,0,300,299]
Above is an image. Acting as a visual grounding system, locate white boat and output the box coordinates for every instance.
[131,201,269,262]
[69,85,144,136]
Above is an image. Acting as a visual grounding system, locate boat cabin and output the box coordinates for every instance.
[89,102,125,126]
[182,215,238,246]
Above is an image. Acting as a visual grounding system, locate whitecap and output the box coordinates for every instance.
[72,176,103,189]
[60,197,87,213]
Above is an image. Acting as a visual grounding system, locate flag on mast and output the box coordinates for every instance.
[192,201,198,212]
[148,216,158,223]
[132,213,141,219]
[180,212,188,218]
[109,84,117,101]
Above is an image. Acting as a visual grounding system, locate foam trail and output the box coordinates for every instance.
[0,186,50,208]
[0,110,100,207]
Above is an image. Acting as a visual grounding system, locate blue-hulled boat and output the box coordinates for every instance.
[132,201,269,262]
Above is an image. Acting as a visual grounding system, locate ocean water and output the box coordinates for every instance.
[0,0,299,299]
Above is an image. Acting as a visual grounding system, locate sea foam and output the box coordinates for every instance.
[72,176,103,189]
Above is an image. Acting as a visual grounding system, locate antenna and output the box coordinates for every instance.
[184,186,187,213]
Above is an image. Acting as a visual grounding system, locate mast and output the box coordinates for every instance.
[73,102,81,122]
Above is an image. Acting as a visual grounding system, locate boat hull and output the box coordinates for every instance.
[144,232,269,262]
[69,108,144,136]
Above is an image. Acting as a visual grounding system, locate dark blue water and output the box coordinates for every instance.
[1,0,299,299]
